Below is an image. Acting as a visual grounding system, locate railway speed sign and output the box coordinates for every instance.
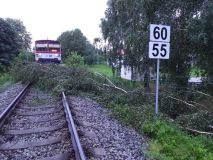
[149,41,170,59]
[149,24,170,59]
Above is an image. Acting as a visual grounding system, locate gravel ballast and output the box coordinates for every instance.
[0,87,74,160]
[69,96,150,160]
[0,83,25,114]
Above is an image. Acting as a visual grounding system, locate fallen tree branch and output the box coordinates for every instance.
[196,91,213,99]
[187,101,209,112]
[182,127,213,136]
[94,72,128,93]
[94,72,115,87]
[103,84,128,93]
[167,96,201,111]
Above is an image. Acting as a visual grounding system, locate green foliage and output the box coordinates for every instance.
[0,18,31,71]
[190,67,204,77]
[159,89,213,132]
[143,119,213,160]
[101,0,213,88]
[99,87,213,160]
[88,64,113,78]
[0,73,12,92]
[10,62,111,95]
[189,0,213,84]
[176,113,213,132]
[107,102,155,130]
[0,73,11,86]
[64,52,84,67]
[57,29,97,64]
[15,50,35,62]
[0,18,19,71]
[5,18,31,50]
[87,64,143,90]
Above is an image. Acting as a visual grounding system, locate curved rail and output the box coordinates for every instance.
[62,92,86,160]
[0,83,30,128]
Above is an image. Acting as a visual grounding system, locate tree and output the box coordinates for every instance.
[101,0,205,88]
[0,18,19,71]
[57,29,96,64]
[6,18,31,50]
[101,0,155,83]
[153,0,204,87]
[189,0,213,84]
[0,18,31,72]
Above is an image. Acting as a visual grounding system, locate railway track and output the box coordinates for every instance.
[0,84,86,160]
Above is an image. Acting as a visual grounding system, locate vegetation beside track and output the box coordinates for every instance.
[11,62,213,160]
[88,64,145,90]
[0,73,13,92]
[0,73,11,85]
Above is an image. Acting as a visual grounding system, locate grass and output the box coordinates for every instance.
[0,73,11,85]
[0,73,13,92]
[143,119,213,160]
[87,64,144,90]
[87,64,114,78]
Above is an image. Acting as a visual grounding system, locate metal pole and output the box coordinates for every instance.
[155,59,160,115]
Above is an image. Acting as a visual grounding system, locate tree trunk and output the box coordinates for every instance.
[144,67,150,89]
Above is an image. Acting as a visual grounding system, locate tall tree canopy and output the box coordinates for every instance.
[0,18,31,71]
[101,0,211,88]
[6,18,31,50]
[57,29,97,64]
[189,0,213,84]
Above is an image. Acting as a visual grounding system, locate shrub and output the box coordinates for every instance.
[63,52,84,67]
[15,50,35,62]
[0,73,12,86]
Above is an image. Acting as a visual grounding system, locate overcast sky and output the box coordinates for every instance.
[0,0,108,44]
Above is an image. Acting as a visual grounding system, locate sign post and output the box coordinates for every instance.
[149,24,171,115]
[155,59,160,114]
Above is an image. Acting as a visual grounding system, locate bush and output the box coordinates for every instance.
[0,73,12,85]
[63,52,84,67]
[15,50,35,62]
[176,113,213,132]
[106,103,154,130]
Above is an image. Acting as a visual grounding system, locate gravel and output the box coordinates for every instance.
[0,87,74,160]
[69,96,150,160]
[0,83,25,114]
[0,141,74,160]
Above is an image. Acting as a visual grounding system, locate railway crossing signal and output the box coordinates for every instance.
[149,24,171,115]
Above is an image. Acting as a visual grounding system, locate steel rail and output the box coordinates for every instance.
[0,83,30,128]
[62,92,86,160]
